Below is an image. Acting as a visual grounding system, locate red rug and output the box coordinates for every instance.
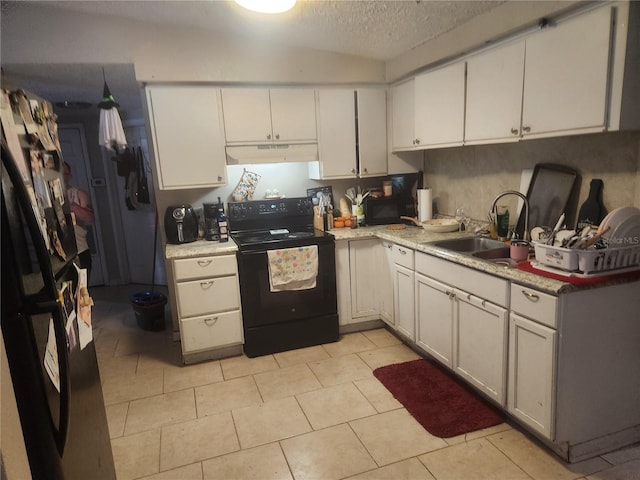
[373,359,504,438]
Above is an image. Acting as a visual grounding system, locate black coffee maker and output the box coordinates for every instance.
[164,205,198,244]
[203,202,219,241]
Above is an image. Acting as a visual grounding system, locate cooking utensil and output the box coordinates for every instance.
[400,215,422,227]
[579,225,610,249]
[546,212,565,245]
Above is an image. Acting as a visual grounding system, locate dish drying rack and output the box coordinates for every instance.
[532,242,640,277]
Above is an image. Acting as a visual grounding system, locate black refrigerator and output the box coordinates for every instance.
[1,89,115,479]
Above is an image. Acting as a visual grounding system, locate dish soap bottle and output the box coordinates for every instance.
[576,179,606,230]
[216,197,229,243]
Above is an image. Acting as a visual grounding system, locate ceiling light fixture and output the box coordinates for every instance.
[234,0,296,14]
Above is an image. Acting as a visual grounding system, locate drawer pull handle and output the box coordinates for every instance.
[197,260,213,267]
[399,249,407,255]
[200,280,214,289]
[522,290,539,302]
[204,317,219,326]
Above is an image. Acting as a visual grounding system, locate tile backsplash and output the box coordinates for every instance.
[423,131,640,228]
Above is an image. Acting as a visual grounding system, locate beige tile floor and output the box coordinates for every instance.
[92,285,640,480]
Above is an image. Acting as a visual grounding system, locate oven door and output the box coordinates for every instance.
[236,241,337,328]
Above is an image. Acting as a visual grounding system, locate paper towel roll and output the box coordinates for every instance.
[418,189,432,222]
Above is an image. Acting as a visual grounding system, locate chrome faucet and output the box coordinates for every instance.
[490,190,530,242]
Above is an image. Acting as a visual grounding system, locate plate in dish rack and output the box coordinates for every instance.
[421,218,459,232]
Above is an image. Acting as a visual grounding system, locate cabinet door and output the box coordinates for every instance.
[176,275,240,318]
[146,86,226,189]
[454,291,508,405]
[390,79,416,150]
[269,88,317,142]
[377,241,395,326]
[415,273,453,367]
[465,41,525,144]
[349,238,379,320]
[220,88,272,143]
[181,310,243,353]
[508,313,556,439]
[414,62,466,147]
[522,7,612,136]
[357,88,387,177]
[316,89,357,178]
[394,264,415,340]
[335,240,351,326]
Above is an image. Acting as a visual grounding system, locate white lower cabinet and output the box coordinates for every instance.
[508,283,558,439]
[415,274,453,366]
[391,244,415,340]
[454,290,508,405]
[172,253,243,355]
[415,252,508,405]
[377,241,395,326]
[508,312,556,439]
[336,238,379,326]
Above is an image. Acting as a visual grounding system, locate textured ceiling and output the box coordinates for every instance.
[34,0,505,61]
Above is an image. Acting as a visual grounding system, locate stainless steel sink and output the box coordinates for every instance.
[430,237,517,267]
[472,247,511,260]
[431,237,506,253]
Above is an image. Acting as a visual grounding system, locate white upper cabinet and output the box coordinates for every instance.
[390,79,416,150]
[414,62,466,148]
[145,85,227,190]
[314,89,357,178]
[357,88,388,177]
[521,6,613,137]
[465,41,526,144]
[221,88,317,144]
[310,88,388,179]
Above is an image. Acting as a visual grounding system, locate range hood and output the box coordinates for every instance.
[226,143,318,165]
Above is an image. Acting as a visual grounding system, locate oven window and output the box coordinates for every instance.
[237,243,337,327]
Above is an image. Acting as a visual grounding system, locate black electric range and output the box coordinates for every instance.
[228,197,338,357]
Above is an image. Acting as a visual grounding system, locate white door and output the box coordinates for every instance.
[221,88,272,143]
[414,62,466,147]
[390,79,415,150]
[415,273,453,367]
[357,88,387,177]
[316,89,357,178]
[454,291,508,405]
[394,264,415,340]
[521,7,612,136]
[58,126,106,286]
[269,88,317,142]
[465,41,525,143]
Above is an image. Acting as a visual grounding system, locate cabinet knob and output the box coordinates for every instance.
[275,133,280,140]
[197,260,213,267]
[200,280,214,289]
[218,175,223,182]
[414,138,420,145]
[351,168,356,174]
[522,125,531,133]
[510,127,519,135]
[204,317,219,326]
[363,168,368,174]
[521,290,539,302]
[267,133,272,140]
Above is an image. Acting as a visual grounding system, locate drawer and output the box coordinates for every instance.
[510,283,557,329]
[416,252,508,307]
[180,310,243,353]
[173,254,237,281]
[391,244,414,269]
[176,275,239,318]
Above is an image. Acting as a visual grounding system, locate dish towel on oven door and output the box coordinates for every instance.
[267,246,319,292]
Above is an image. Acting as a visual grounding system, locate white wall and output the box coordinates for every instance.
[0,3,385,85]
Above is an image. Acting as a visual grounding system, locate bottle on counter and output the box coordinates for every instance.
[203,202,220,241]
[576,179,606,230]
[216,196,228,242]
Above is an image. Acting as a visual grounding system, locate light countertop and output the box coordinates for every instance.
[165,225,638,296]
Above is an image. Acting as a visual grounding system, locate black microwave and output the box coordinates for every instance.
[364,196,416,225]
